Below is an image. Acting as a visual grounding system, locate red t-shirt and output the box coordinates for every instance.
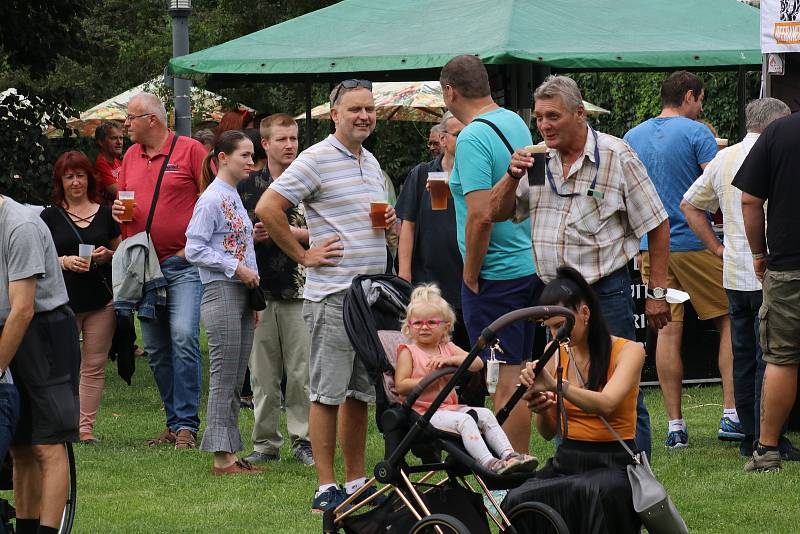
[94,155,122,189]
[118,131,207,262]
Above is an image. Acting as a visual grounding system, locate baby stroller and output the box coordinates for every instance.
[0,445,77,533]
[327,273,574,534]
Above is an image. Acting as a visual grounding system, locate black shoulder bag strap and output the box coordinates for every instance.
[146,134,180,236]
[139,134,179,294]
[56,206,114,298]
[472,117,515,155]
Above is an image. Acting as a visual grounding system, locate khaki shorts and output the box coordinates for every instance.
[759,269,800,366]
[302,292,375,406]
[641,250,728,322]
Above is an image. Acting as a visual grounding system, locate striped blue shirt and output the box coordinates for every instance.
[270,134,387,301]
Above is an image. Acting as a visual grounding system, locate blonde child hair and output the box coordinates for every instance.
[400,284,457,340]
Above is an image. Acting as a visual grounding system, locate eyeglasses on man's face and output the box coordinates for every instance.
[125,113,153,122]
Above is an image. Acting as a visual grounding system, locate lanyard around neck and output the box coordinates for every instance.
[545,127,604,199]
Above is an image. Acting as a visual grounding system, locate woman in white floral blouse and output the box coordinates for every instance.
[186,130,262,475]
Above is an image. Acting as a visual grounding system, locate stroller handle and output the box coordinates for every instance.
[479,305,576,347]
[402,366,459,413]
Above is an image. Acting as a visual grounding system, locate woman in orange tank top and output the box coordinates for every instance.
[502,266,645,534]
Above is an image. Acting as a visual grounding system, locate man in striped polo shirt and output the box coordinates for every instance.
[256,80,396,513]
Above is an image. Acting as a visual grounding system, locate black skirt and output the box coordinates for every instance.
[501,439,641,534]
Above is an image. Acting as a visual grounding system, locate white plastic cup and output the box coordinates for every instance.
[486,359,500,394]
[78,244,95,263]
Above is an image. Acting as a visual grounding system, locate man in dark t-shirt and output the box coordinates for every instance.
[733,111,800,473]
[396,112,468,350]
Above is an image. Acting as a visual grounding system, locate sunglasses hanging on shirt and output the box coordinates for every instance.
[545,127,604,200]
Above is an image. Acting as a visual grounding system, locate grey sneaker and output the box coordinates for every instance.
[293,442,315,466]
[243,450,280,463]
[744,449,781,473]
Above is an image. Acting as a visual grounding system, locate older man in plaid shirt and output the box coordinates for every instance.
[490,75,671,459]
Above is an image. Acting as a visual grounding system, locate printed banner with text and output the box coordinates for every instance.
[761,0,800,52]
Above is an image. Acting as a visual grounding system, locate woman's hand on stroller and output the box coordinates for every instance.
[520,360,557,394]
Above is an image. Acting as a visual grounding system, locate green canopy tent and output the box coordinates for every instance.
[169,0,760,79]
[168,0,760,141]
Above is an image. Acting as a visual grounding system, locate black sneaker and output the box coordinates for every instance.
[293,442,315,466]
[311,486,349,514]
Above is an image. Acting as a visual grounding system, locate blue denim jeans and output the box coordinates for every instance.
[592,267,652,460]
[140,256,202,433]
[0,383,19,462]
[727,289,765,454]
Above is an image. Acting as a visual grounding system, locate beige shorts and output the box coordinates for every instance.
[641,250,728,322]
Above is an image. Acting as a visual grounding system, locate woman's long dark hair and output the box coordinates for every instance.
[538,266,612,392]
[201,129,249,192]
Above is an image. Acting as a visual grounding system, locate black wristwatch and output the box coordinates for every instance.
[647,287,667,300]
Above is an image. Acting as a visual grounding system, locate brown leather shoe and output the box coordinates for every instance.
[212,459,265,476]
[146,428,176,447]
[174,429,197,450]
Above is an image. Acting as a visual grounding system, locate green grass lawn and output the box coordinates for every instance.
[13,343,800,533]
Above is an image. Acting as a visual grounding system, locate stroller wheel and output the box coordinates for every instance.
[507,501,570,534]
[409,513,471,534]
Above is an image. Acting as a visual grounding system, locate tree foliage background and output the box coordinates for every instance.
[0,0,760,203]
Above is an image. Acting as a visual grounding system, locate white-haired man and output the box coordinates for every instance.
[491,75,672,460]
[111,92,208,450]
[256,80,396,513]
[681,97,799,464]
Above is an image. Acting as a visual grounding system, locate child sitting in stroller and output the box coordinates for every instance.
[394,284,538,474]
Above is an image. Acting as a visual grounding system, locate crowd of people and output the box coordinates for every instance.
[0,52,798,533]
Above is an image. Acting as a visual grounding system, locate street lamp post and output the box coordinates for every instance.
[167,0,192,136]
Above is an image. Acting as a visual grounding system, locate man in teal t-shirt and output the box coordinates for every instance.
[441,55,538,453]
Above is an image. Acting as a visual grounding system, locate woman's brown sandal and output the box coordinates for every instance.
[174,429,197,450]
[146,428,176,447]
[212,459,264,476]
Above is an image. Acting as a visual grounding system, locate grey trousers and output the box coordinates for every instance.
[250,299,311,453]
[199,281,254,454]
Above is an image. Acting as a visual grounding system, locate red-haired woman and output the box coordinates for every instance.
[40,151,121,444]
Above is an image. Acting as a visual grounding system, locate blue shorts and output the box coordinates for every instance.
[461,274,541,364]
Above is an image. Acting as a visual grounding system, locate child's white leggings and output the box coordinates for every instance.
[430,406,514,465]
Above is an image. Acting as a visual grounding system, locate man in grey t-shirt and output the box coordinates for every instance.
[0,194,80,532]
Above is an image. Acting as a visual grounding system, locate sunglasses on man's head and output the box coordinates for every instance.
[331,79,373,106]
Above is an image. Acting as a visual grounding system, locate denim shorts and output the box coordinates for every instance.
[461,274,541,364]
[0,383,19,464]
[303,292,375,405]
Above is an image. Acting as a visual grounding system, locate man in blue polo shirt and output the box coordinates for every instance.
[625,71,736,450]
[440,55,538,452]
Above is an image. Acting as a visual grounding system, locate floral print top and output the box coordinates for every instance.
[238,168,307,300]
[185,178,257,285]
